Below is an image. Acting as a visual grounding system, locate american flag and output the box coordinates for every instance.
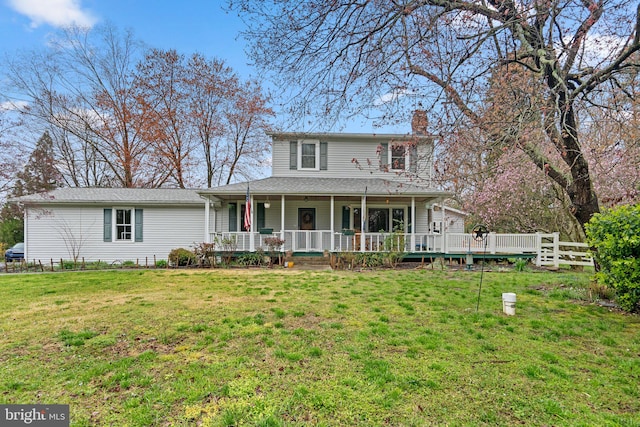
[244,186,251,231]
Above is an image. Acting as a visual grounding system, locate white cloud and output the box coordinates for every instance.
[0,100,29,111]
[373,88,416,106]
[558,33,627,69]
[8,0,97,29]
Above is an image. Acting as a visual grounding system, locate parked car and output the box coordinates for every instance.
[5,242,24,262]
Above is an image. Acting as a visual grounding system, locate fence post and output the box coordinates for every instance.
[553,232,560,268]
[489,233,497,254]
[442,228,447,255]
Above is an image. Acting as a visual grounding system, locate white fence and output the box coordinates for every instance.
[211,231,593,268]
[537,233,594,268]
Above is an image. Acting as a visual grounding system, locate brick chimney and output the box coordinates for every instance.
[411,109,428,135]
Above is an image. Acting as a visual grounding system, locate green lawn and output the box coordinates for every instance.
[0,269,638,426]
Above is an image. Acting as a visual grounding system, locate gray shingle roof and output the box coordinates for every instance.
[13,187,204,205]
[198,177,449,198]
[11,178,449,206]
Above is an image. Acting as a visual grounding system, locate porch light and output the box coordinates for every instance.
[264,197,270,209]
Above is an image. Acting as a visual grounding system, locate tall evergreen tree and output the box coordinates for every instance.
[1,131,62,245]
[15,130,61,196]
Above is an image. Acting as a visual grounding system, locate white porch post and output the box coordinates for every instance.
[330,196,335,251]
[411,197,416,252]
[360,194,366,252]
[249,195,255,252]
[281,195,286,242]
[204,199,210,243]
[212,207,217,242]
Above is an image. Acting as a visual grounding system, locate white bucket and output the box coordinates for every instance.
[502,293,517,316]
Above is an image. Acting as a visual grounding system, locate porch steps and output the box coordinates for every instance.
[290,253,332,269]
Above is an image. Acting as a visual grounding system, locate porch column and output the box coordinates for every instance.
[204,198,210,243]
[411,197,416,252]
[249,194,255,252]
[212,207,217,242]
[330,196,335,251]
[281,195,285,242]
[361,194,366,252]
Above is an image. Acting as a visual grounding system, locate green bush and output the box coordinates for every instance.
[168,248,196,267]
[237,251,266,266]
[354,252,385,268]
[155,259,168,268]
[514,258,529,272]
[0,217,24,247]
[586,204,640,312]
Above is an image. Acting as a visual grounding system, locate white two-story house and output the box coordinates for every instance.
[198,119,461,253]
[14,112,466,263]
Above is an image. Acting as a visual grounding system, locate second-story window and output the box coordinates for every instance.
[391,145,406,170]
[380,142,418,173]
[301,142,317,169]
[290,140,328,171]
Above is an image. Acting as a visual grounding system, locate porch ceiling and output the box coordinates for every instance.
[198,177,450,201]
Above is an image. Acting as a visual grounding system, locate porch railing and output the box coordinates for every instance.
[209,231,593,268]
[210,231,536,254]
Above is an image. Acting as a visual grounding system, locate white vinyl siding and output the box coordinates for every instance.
[272,138,433,181]
[24,205,204,263]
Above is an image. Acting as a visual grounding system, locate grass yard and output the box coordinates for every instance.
[0,268,639,426]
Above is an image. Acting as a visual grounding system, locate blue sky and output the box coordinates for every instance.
[0,0,408,133]
[0,0,254,77]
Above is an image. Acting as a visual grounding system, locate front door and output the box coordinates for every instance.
[298,208,319,251]
[299,208,315,230]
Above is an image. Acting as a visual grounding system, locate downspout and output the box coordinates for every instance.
[23,204,28,261]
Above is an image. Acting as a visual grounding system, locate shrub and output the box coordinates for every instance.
[354,252,385,268]
[586,204,640,312]
[237,252,265,266]
[263,237,285,251]
[62,260,75,270]
[155,259,168,268]
[192,242,216,267]
[168,248,196,267]
[514,258,529,272]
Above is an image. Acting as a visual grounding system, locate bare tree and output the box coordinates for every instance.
[230,0,640,230]
[55,219,91,263]
[221,79,274,184]
[3,24,157,188]
[135,49,195,188]
[0,105,24,196]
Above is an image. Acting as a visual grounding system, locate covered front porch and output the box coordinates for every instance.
[199,176,456,252]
